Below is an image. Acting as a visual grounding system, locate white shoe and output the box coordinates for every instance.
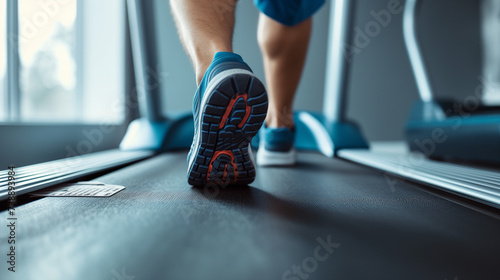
[256,127,297,166]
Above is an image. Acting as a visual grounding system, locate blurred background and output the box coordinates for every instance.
[157,0,485,141]
[1,0,499,166]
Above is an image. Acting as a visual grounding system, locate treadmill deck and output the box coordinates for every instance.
[1,151,499,280]
[339,142,500,209]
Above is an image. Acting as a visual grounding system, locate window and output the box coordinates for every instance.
[0,0,6,121]
[19,0,78,121]
[0,0,130,168]
[2,0,125,124]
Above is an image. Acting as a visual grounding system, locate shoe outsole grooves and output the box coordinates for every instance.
[188,73,268,187]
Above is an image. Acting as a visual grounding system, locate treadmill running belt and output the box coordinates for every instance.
[338,148,500,209]
[2,152,499,280]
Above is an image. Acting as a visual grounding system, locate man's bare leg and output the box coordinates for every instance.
[170,0,237,84]
[258,14,312,128]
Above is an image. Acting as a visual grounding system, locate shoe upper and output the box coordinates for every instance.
[192,53,252,119]
[188,52,253,165]
[260,126,295,152]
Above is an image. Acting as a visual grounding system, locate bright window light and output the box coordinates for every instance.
[0,0,6,121]
[18,0,78,122]
[80,0,125,124]
[9,0,125,124]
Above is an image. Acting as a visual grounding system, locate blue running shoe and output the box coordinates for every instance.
[187,52,268,186]
[256,126,297,166]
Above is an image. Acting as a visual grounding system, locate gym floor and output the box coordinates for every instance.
[2,151,500,280]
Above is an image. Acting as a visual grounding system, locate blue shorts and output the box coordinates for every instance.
[253,0,326,26]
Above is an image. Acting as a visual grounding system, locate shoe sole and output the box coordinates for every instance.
[256,147,297,167]
[187,70,268,186]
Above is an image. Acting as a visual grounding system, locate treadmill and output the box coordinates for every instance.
[1,1,500,280]
[339,0,500,209]
[2,0,500,210]
[403,0,500,164]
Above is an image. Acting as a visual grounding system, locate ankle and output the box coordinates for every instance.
[194,46,233,85]
[265,114,294,128]
[195,64,209,85]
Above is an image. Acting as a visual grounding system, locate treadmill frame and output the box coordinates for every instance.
[120,0,369,156]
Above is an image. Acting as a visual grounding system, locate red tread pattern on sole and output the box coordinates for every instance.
[206,150,239,184]
[218,93,251,129]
